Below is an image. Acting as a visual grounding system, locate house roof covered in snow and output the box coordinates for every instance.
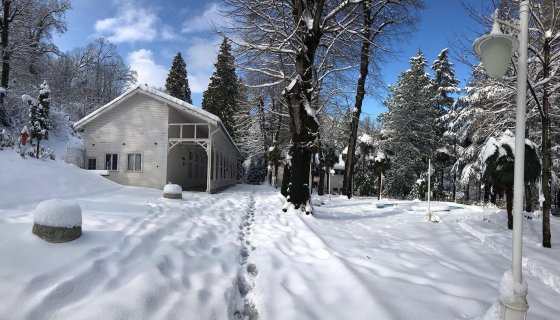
[73,84,239,154]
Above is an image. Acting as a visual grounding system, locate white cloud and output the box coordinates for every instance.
[160,25,177,41]
[127,49,168,88]
[95,3,158,43]
[181,3,222,33]
[184,37,221,93]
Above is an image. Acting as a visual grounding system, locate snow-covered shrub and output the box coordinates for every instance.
[0,129,15,149]
[163,183,182,199]
[26,146,55,160]
[32,199,82,243]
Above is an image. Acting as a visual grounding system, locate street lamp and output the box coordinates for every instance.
[473,2,529,319]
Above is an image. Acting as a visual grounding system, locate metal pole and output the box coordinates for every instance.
[379,173,383,201]
[512,0,529,287]
[503,2,529,319]
[428,159,431,214]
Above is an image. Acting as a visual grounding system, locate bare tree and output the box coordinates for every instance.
[342,0,422,198]
[222,0,375,212]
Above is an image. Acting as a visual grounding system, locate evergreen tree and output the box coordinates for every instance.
[202,38,239,138]
[431,48,460,114]
[380,51,438,198]
[432,48,461,199]
[24,81,51,158]
[165,52,192,104]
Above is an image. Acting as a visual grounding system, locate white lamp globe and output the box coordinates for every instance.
[473,20,518,79]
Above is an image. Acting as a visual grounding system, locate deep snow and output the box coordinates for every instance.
[0,149,559,319]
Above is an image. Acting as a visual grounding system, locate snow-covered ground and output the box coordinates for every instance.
[1,150,559,319]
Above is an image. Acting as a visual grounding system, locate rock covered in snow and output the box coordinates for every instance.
[32,199,82,243]
[163,183,182,199]
[33,199,82,228]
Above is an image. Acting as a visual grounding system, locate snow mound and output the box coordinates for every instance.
[499,269,528,308]
[33,199,82,228]
[163,183,182,194]
[0,150,121,209]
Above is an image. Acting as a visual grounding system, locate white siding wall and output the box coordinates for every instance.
[82,93,169,189]
[208,129,238,192]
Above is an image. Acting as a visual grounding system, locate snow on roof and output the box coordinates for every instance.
[74,84,239,155]
[74,84,221,129]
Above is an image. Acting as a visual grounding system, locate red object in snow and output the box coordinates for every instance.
[21,131,28,146]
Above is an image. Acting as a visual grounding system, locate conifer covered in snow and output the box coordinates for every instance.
[165,52,192,104]
[380,51,438,198]
[24,81,51,158]
[202,38,239,139]
[431,48,460,114]
[481,130,541,229]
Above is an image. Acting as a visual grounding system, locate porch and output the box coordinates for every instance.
[166,107,239,193]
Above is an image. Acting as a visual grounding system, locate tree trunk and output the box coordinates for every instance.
[525,182,532,213]
[452,140,457,200]
[541,38,552,248]
[280,162,291,198]
[326,169,330,194]
[317,138,325,196]
[36,139,41,159]
[506,184,513,230]
[484,184,490,203]
[1,0,10,89]
[274,163,279,189]
[343,2,372,199]
[490,187,497,205]
[465,182,470,201]
[0,0,11,126]
[282,0,322,211]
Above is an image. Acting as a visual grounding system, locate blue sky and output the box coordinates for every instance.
[54,0,481,117]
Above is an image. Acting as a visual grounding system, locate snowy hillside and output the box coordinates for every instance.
[0,150,117,209]
[0,151,559,319]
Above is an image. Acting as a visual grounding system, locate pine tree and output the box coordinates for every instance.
[380,51,438,198]
[431,48,460,114]
[24,81,51,158]
[202,38,239,138]
[165,52,192,104]
[432,48,461,200]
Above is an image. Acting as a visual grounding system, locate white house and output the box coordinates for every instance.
[73,84,240,193]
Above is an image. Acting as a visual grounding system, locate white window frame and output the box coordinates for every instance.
[127,153,142,172]
[105,153,119,171]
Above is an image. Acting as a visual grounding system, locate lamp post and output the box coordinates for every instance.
[473,2,529,319]
[425,159,434,221]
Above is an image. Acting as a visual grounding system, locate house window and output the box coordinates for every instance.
[87,158,97,170]
[105,154,118,171]
[127,153,142,171]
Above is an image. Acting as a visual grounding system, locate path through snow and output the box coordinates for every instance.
[0,186,253,320]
